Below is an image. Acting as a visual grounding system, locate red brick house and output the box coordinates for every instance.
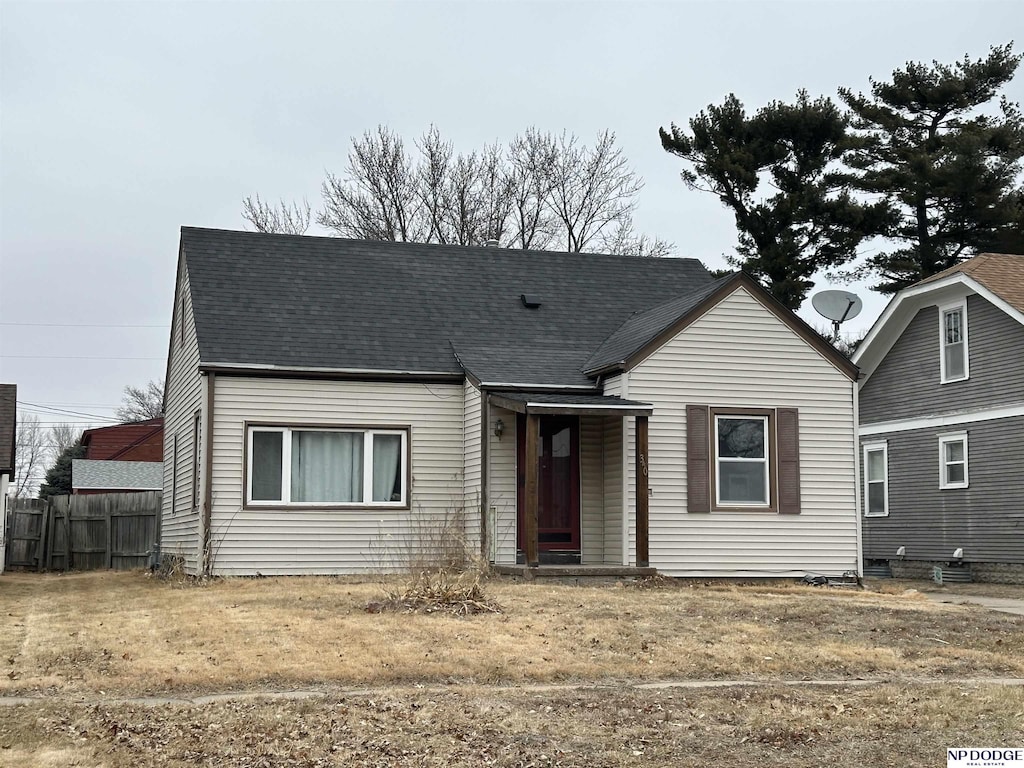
[82,418,164,462]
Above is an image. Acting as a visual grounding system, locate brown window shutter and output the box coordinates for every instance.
[686,405,711,513]
[777,407,801,514]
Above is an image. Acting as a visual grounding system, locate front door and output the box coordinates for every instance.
[517,414,580,559]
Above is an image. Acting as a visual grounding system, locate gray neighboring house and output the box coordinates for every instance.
[163,227,861,578]
[853,253,1024,583]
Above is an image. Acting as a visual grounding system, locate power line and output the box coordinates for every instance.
[17,400,122,422]
[1,358,163,364]
[0,322,168,328]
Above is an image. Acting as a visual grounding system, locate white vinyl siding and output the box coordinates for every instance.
[161,261,204,574]
[579,415,605,564]
[602,374,625,565]
[463,380,482,553]
[939,300,969,383]
[627,286,859,577]
[208,377,464,575]
[938,431,969,490]
[488,405,517,564]
[863,442,889,517]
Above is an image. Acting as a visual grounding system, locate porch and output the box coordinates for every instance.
[483,391,653,569]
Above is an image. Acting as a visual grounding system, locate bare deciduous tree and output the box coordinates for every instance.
[247,125,668,257]
[598,221,675,258]
[116,378,165,423]
[13,414,47,499]
[546,130,644,252]
[241,195,311,235]
[319,126,428,242]
[506,128,558,250]
[48,423,83,456]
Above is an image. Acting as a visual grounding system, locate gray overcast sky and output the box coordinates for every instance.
[1,0,1021,433]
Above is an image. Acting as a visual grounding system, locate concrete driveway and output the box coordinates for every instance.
[924,592,1024,617]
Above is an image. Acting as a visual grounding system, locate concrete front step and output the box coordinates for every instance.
[492,564,657,584]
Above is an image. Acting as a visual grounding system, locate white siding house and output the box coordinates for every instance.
[627,286,859,577]
[164,227,860,577]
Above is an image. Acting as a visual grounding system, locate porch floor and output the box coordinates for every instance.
[492,564,657,583]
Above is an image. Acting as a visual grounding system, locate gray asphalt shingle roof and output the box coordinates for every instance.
[584,274,735,374]
[181,228,716,386]
[72,459,163,491]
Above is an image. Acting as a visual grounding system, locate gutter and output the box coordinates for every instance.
[199,362,462,384]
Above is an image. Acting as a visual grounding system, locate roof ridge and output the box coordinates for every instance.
[179,226,703,266]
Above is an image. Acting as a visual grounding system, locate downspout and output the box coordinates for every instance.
[853,375,863,578]
[480,390,489,562]
[201,372,216,576]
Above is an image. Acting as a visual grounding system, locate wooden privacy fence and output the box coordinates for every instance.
[4,492,160,572]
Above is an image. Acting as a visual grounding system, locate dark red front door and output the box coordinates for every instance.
[517,415,580,553]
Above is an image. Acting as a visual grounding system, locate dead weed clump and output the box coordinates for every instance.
[369,569,502,616]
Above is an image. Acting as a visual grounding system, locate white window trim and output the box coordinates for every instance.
[863,441,889,518]
[247,426,408,507]
[938,431,969,490]
[714,414,770,507]
[939,299,969,384]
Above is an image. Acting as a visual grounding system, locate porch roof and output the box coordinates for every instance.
[488,391,654,417]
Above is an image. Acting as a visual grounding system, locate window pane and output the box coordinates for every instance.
[946,463,965,484]
[867,481,885,514]
[372,434,403,502]
[945,441,964,463]
[945,342,965,379]
[718,418,765,459]
[719,461,767,504]
[251,431,283,501]
[291,431,363,502]
[944,310,962,344]
[866,449,884,481]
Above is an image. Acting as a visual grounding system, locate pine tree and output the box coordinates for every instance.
[39,440,86,499]
[840,44,1024,293]
[660,91,890,309]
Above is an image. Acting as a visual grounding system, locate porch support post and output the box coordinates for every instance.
[524,412,540,567]
[636,415,650,568]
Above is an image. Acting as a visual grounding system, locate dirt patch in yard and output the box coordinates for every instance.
[2,683,1021,767]
[2,571,1022,698]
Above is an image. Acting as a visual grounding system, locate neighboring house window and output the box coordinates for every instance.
[939,300,968,383]
[863,441,888,517]
[938,432,969,490]
[247,426,408,506]
[714,411,771,507]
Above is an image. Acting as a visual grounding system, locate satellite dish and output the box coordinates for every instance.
[812,289,863,341]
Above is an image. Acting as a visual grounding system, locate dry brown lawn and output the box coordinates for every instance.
[2,570,1022,697]
[2,683,1022,767]
[2,571,1023,766]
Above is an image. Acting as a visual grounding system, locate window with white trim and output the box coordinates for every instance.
[863,442,888,517]
[247,426,407,506]
[940,300,968,383]
[938,432,969,490]
[714,414,770,506]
